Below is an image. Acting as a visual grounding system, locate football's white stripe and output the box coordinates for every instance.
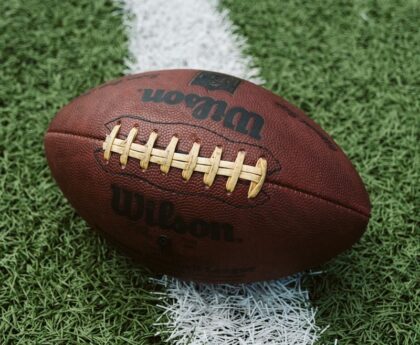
[119,0,321,344]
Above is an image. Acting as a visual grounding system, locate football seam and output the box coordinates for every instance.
[264,181,370,219]
[45,130,370,219]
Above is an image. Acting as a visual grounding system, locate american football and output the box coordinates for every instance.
[44,69,371,283]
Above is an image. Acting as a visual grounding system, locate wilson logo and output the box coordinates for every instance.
[139,88,264,140]
[111,184,237,242]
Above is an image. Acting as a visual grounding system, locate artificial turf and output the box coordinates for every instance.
[0,1,163,344]
[221,0,420,344]
[1,0,419,344]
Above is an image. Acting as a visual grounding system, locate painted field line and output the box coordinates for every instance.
[118,0,321,344]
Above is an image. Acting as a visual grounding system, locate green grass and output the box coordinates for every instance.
[1,0,419,344]
[221,0,420,344]
[0,1,163,344]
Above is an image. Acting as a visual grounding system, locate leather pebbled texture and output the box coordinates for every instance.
[44,69,371,283]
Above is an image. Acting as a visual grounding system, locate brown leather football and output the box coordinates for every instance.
[44,69,371,283]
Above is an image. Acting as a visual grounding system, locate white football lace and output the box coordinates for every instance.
[102,124,267,198]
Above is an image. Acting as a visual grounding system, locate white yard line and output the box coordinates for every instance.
[118,0,321,343]
[120,0,262,83]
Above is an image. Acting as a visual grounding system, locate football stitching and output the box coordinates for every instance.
[46,130,369,217]
[104,114,282,177]
[103,124,267,198]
